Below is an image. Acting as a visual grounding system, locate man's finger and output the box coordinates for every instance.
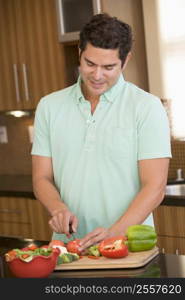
[48,219,60,233]
[71,215,78,233]
[79,228,107,250]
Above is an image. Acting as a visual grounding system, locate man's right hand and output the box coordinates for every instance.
[48,208,78,238]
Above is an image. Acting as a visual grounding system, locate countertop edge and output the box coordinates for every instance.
[0,191,35,199]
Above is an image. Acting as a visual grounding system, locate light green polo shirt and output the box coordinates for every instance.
[31,75,171,242]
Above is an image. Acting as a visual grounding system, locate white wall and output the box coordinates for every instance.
[101,0,149,91]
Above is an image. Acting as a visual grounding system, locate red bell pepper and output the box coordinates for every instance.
[99,236,128,258]
[66,239,82,255]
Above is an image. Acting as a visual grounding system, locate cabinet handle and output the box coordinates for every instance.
[13,64,21,103]
[0,257,5,278]
[22,63,29,101]
[0,208,22,214]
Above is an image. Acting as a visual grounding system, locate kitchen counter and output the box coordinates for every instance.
[162,195,185,206]
[0,175,35,198]
[0,236,185,278]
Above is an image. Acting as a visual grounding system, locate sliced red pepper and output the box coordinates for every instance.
[99,236,128,259]
[21,244,37,251]
[66,239,82,255]
[21,254,30,259]
[27,244,38,251]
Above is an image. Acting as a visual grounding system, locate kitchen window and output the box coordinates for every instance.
[142,0,185,139]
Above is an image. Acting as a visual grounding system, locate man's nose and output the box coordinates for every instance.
[92,67,103,80]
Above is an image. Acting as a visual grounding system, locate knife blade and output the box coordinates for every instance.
[69,223,76,240]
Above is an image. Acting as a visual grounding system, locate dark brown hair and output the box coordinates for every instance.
[79,13,133,66]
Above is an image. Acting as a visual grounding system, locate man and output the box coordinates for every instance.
[31,14,171,251]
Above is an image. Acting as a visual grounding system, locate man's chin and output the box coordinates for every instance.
[89,86,106,96]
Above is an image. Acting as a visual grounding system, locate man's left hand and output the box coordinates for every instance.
[78,227,113,251]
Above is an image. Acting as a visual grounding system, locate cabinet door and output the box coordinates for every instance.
[153,205,185,237]
[153,205,185,254]
[0,197,32,238]
[0,196,52,240]
[157,236,185,255]
[14,0,66,109]
[0,0,23,111]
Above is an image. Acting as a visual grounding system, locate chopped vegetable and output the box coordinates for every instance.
[35,247,53,256]
[87,244,101,257]
[5,245,54,263]
[5,250,17,262]
[51,245,68,255]
[57,252,79,265]
[99,236,128,258]
[19,254,33,262]
[66,239,82,255]
[27,244,38,251]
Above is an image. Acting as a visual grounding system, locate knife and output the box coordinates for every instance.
[69,223,76,240]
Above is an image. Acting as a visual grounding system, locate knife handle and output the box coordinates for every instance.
[69,223,74,234]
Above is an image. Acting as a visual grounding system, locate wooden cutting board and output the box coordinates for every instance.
[55,247,159,270]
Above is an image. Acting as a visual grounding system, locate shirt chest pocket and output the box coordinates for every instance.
[100,127,134,159]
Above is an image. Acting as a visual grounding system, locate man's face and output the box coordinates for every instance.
[79,43,126,99]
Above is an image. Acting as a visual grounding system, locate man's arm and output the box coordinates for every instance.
[79,158,169,250]
[32,155,78,237]
[109,157,169,233]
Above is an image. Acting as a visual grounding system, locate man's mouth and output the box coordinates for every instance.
[90,80,105,88]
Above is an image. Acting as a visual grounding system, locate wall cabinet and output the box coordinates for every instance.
[153,205,185,255]
[0,0,66,111]
[0,197,52,241]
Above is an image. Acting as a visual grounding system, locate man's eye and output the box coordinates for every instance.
[105,66,114,70]
[87,62,94,67]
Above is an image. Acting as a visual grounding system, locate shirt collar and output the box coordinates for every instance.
[103,74,125,102]
[76,76,84,103]
[75,74,125,104]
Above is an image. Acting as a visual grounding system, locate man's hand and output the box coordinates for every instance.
[78,227,117,251]
[49,208,78,238]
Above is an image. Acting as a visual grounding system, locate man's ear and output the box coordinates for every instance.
[79,47,82,59]
[122,52,132,71]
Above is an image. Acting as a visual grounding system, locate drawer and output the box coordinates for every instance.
[157,235,185,255]
[0,197,30,223]
[0,221,31,238]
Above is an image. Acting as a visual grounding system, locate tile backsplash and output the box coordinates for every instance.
[168,140,185,181]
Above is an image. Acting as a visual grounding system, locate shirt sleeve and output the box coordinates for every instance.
[137,97,172,160]
[31,98,51,157]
